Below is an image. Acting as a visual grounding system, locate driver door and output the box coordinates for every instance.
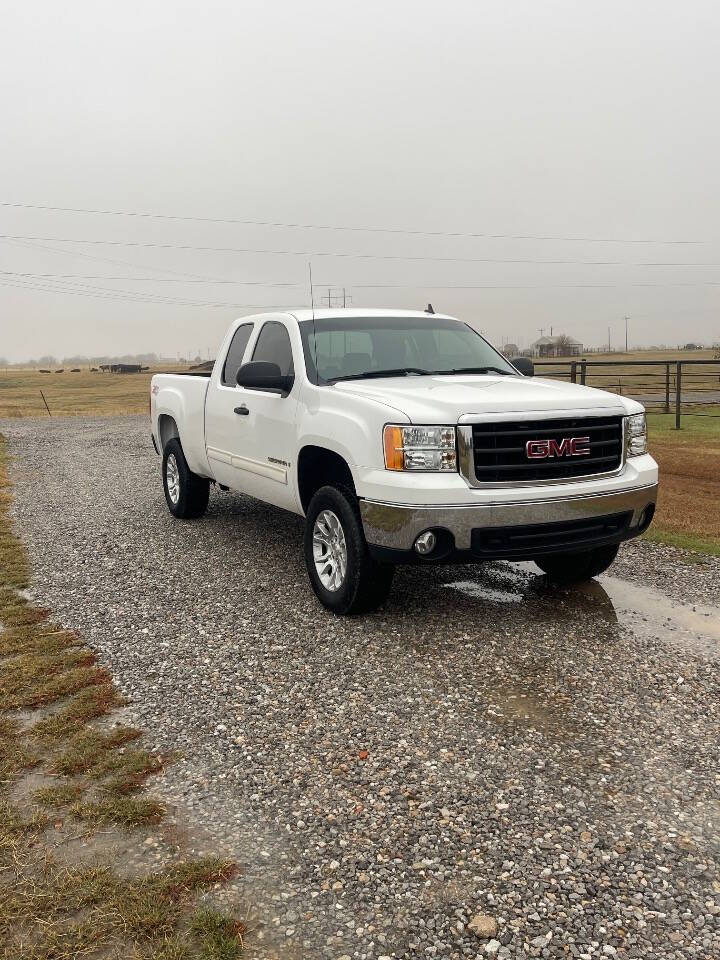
[227,319,300,511]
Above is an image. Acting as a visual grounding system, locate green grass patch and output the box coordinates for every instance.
[30,684,123,741]
[647,411,720,441]
[0,626,80,657]
[70,795,167,827]
[33,783,85,807]
[0,433,245,957]
[190,909,248,959]
[644,527,720,558]
[52,727,143,776]
[92,747,167,795]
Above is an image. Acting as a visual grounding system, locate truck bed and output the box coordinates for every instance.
[151,373,212,477]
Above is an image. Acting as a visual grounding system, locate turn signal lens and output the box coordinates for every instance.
[383,424,457,472]
[383,425,405,471]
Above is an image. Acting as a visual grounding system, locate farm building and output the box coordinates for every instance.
[530,334,583,357]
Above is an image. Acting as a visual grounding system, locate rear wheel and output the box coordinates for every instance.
[535,543,619,584]
[304,485,394,614]
[162,438,210,519]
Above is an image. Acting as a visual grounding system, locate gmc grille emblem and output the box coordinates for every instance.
[526,436,591,459]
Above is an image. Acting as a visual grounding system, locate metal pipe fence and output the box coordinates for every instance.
[532,359,720,428]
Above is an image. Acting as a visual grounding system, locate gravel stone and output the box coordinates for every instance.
[3,415,720,960]
[468,914,497,938]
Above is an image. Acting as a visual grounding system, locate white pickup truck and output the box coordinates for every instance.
[151,309,658,614]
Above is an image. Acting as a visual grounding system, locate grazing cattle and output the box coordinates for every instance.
[111,363,143,373]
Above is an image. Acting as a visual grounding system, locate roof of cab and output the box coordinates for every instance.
[286,307,458,323]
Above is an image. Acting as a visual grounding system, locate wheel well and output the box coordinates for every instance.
[157,414,180,451]
[297,446,355,513]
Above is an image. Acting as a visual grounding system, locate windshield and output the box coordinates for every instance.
[299,315,517,383]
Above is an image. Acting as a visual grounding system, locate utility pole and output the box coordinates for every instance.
[624,315,629,352]
[608,326,611,352]
[343,287,347,308]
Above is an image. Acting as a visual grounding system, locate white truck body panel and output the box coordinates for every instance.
[151,309,658,558]
[152,374,211,477]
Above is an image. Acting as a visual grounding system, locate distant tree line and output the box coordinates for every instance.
[5,353,161,369]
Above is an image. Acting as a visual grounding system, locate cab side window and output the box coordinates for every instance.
[251,322,294,376]
[222,324,253,386]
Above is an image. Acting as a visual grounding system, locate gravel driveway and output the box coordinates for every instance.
[3,416,719,960]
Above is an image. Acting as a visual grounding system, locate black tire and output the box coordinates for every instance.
[304,484,394,614]
[535,543,619,584]
[162,437,210,519]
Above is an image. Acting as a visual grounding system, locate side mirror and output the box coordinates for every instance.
[236,361,294,395]
[512,356,534,377]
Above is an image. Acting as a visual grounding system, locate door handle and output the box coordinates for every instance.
[234,405,249,416]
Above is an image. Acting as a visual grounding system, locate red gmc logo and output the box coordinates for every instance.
[526,436,591,459]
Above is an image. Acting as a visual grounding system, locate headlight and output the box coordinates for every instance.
[625,413,647,457]
[384,424,457,472]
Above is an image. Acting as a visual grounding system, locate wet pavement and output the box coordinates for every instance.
[2,415,719,960]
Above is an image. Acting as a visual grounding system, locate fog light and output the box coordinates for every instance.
[414,531,437,555]
[636,504,655,532]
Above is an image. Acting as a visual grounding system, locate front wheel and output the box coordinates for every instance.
[535,543,619,584]
[162,438,210,519]
[304,485,394,615]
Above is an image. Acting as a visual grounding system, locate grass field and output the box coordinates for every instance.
[0,436,246,958]
[0,367,175,418]
[645,413,720,556]
[536,348,720,404]
[1,362,719,556]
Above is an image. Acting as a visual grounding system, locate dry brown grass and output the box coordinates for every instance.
[0,434,246,959]
[535,349,720,402]
[0,366,187,418]
[646,414,720,554]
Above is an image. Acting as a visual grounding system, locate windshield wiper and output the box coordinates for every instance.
[329,367,431,383]
[431,366,515,376]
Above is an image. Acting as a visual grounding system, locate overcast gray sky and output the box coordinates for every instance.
[1,0,719,361]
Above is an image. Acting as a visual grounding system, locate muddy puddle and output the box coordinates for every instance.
[444,561,720,659]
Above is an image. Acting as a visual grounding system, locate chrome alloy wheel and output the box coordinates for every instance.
[166,453,180,504]
[312,509,347,591]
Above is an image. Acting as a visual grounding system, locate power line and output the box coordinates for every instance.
[2,234,720,266]
[0,270,303,287]
[3,271,243,305]
[0,235,258,286]
[0,277,303,309]
[0,200,711,245]
[4,275,720,306]
[3,271,720,291]
[327,280,720,289]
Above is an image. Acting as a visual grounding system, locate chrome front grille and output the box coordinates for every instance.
[461,415,624,485]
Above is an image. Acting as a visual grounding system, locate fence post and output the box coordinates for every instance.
[675,361,682,429]
[664,363,670,414]
[570,361,577,384]
[580,359,587,385]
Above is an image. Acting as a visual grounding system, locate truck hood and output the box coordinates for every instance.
[333,374,636,423]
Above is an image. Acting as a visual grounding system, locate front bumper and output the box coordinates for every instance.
[360,482,658,563]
